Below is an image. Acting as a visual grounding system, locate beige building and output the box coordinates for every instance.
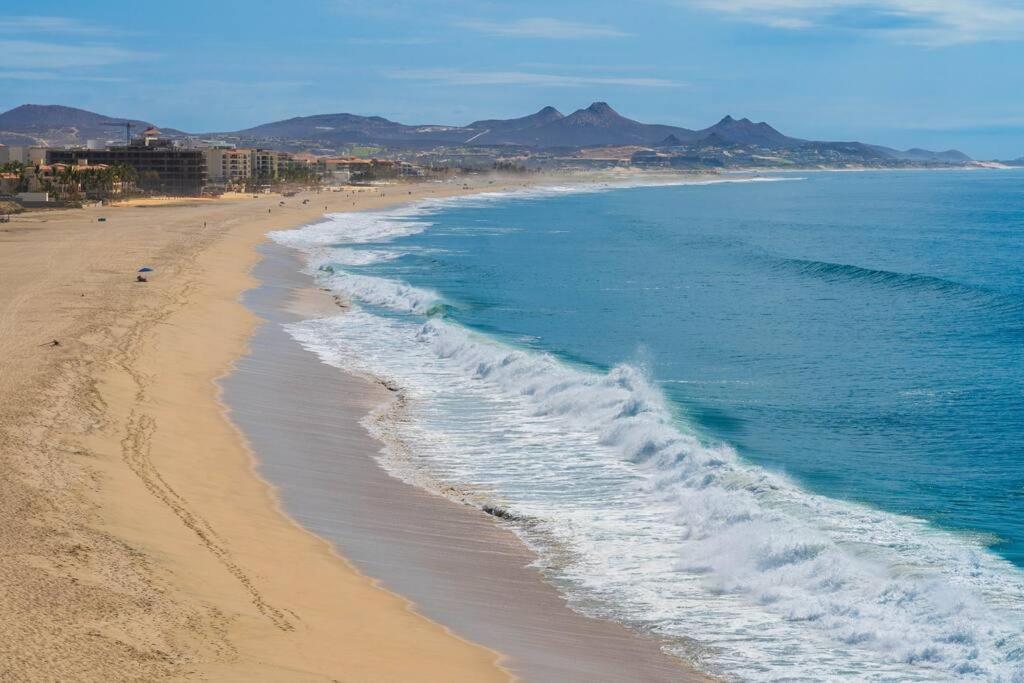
[204,147,253,182]
[204,147,294,182]
[252,149,293,179]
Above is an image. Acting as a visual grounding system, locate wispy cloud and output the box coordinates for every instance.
[0,70,129,82]
[518,61,693,73]
[0,19,144,86]
[0,40,147,70]
[385,68,680,87]
[346,36,436,45]
[328,0,472,20]
[683,0,1024,45]
[456,17,629,39]
[179,79,313,90]
[0,15,124,35]
[0,70,63,81]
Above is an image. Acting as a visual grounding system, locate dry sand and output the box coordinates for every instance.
[0,175,712,681]
[0,182,517,680]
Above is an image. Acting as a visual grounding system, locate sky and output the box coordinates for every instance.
[2,0,1024,158]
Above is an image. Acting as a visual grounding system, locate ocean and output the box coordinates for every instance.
[270,170,1024,681]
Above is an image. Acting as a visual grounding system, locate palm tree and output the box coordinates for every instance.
[55,165,81,201]
[113,163,138,196]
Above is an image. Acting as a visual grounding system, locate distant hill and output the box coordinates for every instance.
[0,102,973,165]
[870,146,972,163]
[464,108,802,148]
[211,102,702,149]
[467,106,565,135]
[0,104,180,147]
[232,113,419,144]
[213,102,969,163]
[695,115,803,148]
[494,102,701,147]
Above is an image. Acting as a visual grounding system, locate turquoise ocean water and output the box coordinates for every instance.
[272,171,1024,681]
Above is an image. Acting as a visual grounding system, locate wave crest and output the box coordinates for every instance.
[275,183,1024,681]
[290,312,1024,681]
[775,257,1024,314]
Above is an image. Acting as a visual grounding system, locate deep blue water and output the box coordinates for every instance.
[365,171,1024,565]
[276,170,1024,680]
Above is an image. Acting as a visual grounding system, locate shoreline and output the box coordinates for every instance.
[0,179,532,680]
[225,241,709,681]
[282,169,1024,682]
[0,172,713,680]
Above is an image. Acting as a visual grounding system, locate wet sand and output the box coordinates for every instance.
[0,171,714,680]
[0,184,520,680]
[223,242,711,681]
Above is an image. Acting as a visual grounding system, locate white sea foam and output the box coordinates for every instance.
[269,175,800,250]
[268,202,434,247]
[272,182,1024,681]
[288,312,1024,681]
[321,270,441,315]
[329,248,406,266]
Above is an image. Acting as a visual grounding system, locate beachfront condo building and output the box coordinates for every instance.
[204,148,295,183]
[46,129,207,196]
[204,147,253,182]
[252,149,293,179]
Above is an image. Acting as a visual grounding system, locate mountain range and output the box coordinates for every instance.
[226,103,805,149]
[0,102,971,164]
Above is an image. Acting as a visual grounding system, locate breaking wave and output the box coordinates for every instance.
[271,183,1024,681]
[288,310,1024,681]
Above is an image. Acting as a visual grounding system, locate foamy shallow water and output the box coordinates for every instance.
[270,176,1024,682]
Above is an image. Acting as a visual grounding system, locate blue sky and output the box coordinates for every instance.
[2,0,1024,158]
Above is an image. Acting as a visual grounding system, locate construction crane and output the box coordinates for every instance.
[101,121,135,145]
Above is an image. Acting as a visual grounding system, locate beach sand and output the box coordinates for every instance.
[226,244,709,681]
[0,176,709,680]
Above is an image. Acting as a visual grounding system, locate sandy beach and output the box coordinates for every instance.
[227,243,708,681]
[0,184,511,680]
[0,177,708,680]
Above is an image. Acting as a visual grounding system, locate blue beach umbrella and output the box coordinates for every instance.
[137,267,154,272]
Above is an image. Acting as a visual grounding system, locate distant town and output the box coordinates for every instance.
[1,102,1018,209]
[1,127,426,207]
